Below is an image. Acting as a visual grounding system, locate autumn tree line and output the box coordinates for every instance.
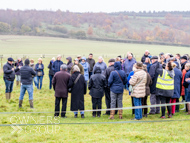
[0,9,190,45]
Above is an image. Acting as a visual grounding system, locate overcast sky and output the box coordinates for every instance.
[1,0,190,12]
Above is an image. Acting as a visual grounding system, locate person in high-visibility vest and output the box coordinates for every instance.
[155,62,176,119]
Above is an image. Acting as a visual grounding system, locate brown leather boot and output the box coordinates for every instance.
[187,103,190,115]
[29,100,34,108]
[119,110,123,119]
[109,110,115,119]
[19,100,23,108]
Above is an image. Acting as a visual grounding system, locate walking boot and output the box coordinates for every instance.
[5,93,9,101]
[187,103,190,115]
[19,100,23,108]
[119,110,123,119]
[109,110,115,119]
[16,81,19,86]
[29,100,34,108]
[9,93,11,100]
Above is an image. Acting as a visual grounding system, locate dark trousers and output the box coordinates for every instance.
[175,98,179,112]
[49,75,53,89]
[105,87,111,115]
[160,96,171,117]
[54,97,67,117]
[92,97,102,116]
[142,96,148,115]
[89,72,93,79]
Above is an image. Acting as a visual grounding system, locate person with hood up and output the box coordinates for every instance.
[66,57,73,73]
[48,57,55,89]
[89,67,106,117]
[108,62,127,119]
[80,57,90,88]
[155,62,175,118]
[70,59,84,75]
[68,65,86,118]
[93,56,107,74]
[19,59,36,108]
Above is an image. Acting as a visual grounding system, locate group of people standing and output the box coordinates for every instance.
[3,51,190,120]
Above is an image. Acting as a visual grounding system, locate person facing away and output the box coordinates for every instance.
[52,55,64,74]
[3,57,20,101]
[68,65,86,118]
[86,53,95,79]
[52,64,71,118]
[103,58,115,115]
[88,67,106,117]
[48,57,55,89]
[19,59,36,108]
[14,57,23,86]
[35,58,44,90]
[156,62,175,119]
[129,62,147,120]
[66,57,73,73]
[108,61,127,120]
[93,56,107,74]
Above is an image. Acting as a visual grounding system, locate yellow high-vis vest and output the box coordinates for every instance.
[156,69,174,90]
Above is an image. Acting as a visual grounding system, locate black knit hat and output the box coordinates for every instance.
[181,56,187,60]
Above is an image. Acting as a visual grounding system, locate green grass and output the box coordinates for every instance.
[0,35,190,142]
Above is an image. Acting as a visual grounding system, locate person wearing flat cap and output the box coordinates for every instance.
[70,58,84,75]
[148,56,162,115]
[77,55,82,63]
[3,57,20,101]
[103,58,116,115]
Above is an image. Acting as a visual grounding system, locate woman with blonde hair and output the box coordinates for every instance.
[35,58,44,89]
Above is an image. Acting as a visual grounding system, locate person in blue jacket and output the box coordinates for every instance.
[52,55,64,74]
[80,57,89,89]
[108,61,127,119]
[35,58,44,89]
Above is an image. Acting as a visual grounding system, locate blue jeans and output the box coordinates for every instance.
[49,75,53,89]
[4,79,14,93]
[19,84,33,100]
[133,97,142,120]
[36,76,43,89]
[74,111,84,115]
[33,76,37,87]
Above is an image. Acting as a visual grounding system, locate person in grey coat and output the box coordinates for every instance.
[66,57,73,73]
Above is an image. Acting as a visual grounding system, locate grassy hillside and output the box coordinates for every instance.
[0,36,190,142]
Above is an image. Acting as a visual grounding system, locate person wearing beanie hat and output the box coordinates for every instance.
[19,59,36,108]
[70,58,84,75]
[129,62,147,120]
[181,55,188,71]
[3,57,20,101]
[68,65,86,118]
[103,58,116,115]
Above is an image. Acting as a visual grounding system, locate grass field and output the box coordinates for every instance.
[0,35,190,142]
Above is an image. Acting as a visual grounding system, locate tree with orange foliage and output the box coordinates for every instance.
[87,26,93,35]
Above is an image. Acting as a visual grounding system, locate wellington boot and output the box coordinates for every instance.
[19,100,23,108]
[119,110,123,119]
[29,100,34,108]
[5,93,9,101]
[109,110,115,119]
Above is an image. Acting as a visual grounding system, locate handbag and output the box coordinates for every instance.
[37,71,43,76]
[115,70,124,84]
[129,73,146,94]
[68,74,81,93]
